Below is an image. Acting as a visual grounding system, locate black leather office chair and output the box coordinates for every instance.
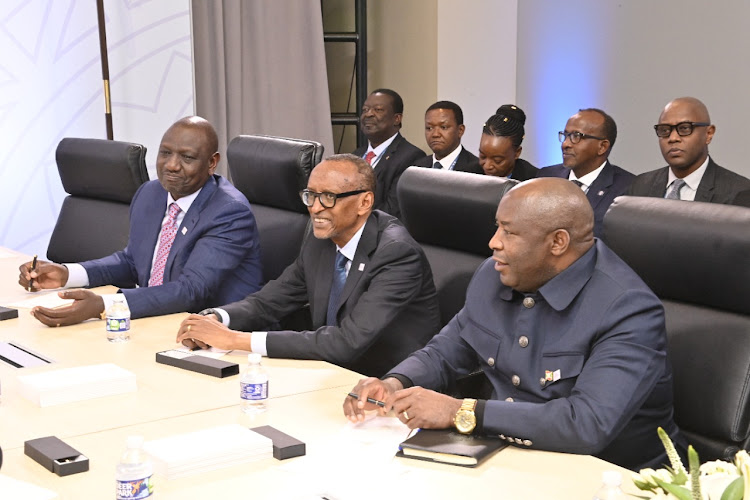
[398,167,518,326]
[47,138,148,263]
[603,196,750,462]
[227,134,323,283]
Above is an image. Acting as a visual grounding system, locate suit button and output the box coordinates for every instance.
[518,336,529,348]
[514,438,523,445]
[511,375,520,386]
[523,440,532,447]
[487,357,495,367]
[505,397,514,402]
[523,297,535,308]
[539,377,547,387]
[506,436,514,442]
[499,434,506,440]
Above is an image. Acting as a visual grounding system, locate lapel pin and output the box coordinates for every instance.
[358,263,365,272]
[598,190,605,196]
[385,155,390,160]
[181,227,187,235]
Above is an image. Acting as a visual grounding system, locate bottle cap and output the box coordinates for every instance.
[126,435,144,449]
[602,470,622,486]
[248,353,262,364]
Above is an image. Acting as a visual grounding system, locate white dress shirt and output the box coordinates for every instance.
[363,132,399,168]
[666,156,709,201]
[431,144,463,170]
[568,160,608,194]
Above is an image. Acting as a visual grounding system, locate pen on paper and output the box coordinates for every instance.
[348,392,385,407]
[27,254,38,292]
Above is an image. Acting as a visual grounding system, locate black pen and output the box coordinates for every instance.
[27,254,38,292]
[348,392,386,407]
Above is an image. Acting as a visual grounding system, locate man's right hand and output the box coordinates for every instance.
[18,260,69,291]
[343,377,404,422]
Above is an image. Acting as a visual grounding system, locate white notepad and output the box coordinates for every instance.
[144,424,273,479]
[0,474,58,499]
[17,363,137,407]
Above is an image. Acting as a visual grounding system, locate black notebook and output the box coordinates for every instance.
[397,429,509,467]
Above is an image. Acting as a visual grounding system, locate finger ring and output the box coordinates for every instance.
[187,324,192,333]
[191,338,196,343]
[403,411,410,420]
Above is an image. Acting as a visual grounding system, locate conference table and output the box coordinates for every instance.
[0,250,638,499]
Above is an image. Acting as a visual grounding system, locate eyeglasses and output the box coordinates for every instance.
[558,131,606,144]
[299,189,367,208]
[653,122,710,138]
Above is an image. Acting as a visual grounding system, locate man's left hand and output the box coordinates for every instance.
[176,313,242,350]
[388,386,463,430]
[30,289,105,327]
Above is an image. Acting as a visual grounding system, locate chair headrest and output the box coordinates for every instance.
[603,196,750,315]
[227,135,323,213]
[398,167,519,256]
[56,138,148,203]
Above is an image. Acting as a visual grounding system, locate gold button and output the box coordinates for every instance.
[523,297,535,308]
[487,357,495,367]
[540,377,547,387]
[518,336,529,348]
[505,436,514,442]
[505,397,514,402]
[511,375,520,386]
[523,440,532,447]
[514,438,523,445]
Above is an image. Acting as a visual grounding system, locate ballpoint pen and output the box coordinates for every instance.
[27,254,38,292]
[347,392,386,407]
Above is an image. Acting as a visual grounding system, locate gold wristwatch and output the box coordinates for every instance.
[453,398,477,434]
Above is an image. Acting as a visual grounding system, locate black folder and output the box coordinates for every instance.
[397,429,508,467]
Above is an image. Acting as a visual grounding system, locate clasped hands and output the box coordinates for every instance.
[343,377,463,430]
[175,313,249,351]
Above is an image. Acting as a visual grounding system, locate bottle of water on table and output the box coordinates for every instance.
[240,352,268,413]
[592,470,627,499]
[106,295,131,342]
[115,435,153,499]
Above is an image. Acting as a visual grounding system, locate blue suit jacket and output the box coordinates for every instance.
[389,240,682,470]
[537,161,634,237]
[81,175,263,318]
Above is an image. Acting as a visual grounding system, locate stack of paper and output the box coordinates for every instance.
[143,424,273,479]
[17,363,137,407]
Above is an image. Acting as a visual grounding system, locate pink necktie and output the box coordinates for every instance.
[149,202,181,287]
[364,151,376,165]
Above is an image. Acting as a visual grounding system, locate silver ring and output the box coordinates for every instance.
[403,411,410,420]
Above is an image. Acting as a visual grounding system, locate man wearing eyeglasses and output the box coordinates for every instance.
[538,108,634,237]
[628,97,750,202]
[175,154,440,377]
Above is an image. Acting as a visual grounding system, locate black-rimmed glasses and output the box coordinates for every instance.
[558,131,606,144]
[299,189,367,208]
[654,122,710,138]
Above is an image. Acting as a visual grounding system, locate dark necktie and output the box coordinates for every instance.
[666,179,686,200]
[326,251,348,326]
[433,161,443,169]
[571,180,584,188]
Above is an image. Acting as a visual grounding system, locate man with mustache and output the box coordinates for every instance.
[344,178,684,471]
[353,89,425,220]
[19,117,263,327]
[628,97,750,202]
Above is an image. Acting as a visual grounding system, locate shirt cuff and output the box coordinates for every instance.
[204,307,230,326]
[475,399,486,435]
[251,331,268,356]
[64,263,89,288]
[101,293,127,316]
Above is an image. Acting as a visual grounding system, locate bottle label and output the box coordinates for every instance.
[116,475,153,499]
[107,317,130,332]
[241,381,268,400]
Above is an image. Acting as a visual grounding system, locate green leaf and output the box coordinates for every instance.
[654,477,693,500]
[720,476,744,500]
[688,446,702,500]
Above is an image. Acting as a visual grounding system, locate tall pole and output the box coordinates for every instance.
[96,0,113,140]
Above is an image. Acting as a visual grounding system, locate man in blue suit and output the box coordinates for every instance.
[538,108,634,237]
[344,178,683,471]
[19,116,263,327]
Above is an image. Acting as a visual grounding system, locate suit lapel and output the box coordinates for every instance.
[586,162,615,211]
[312,240,336,326]
[333,214,378,319]
[695,159,717,202]
[652,168,670,197]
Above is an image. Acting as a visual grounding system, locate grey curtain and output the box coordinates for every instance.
[191,0,334,177]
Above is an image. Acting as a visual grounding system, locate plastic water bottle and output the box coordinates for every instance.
[240,353,268,413]
[106,295,131,342]
[115,435,153,500]
[592,470,627,500]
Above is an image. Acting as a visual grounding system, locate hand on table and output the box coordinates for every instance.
[18,260,69,291]
[176,313,247,351]
[343,376,403,421]
[30,289,104,327]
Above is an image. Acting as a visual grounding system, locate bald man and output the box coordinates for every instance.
[628,97,750,202]
[19,116,263,327]
[344,178,683,470]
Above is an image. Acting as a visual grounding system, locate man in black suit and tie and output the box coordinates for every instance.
[411,101,482,174]
[628,97,750,203]
[176,154,441,377]
[538,108,634,237]
[352,89,425,219]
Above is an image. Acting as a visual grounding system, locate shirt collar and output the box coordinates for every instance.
[366,132,400,164]
[667,155,709,192]
[569,160,608,190]
[433,144,463,169]
[167,186,202,214]
[336,219,367,261]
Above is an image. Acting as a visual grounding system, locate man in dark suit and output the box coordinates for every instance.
[19,116,263,327]
[177,154,441,377]
[352,89,425,219]
[411,101,482,174]
[628,97,750,202]
[538,108,633,237]
[344,178,683,471]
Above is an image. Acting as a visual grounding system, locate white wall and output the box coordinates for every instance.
[517,1,750,178]
[0,0,193,256]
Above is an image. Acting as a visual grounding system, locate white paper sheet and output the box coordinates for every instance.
[0,474,58,499]
[5,291,73,309]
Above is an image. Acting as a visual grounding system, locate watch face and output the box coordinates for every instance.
[455,411,476,433]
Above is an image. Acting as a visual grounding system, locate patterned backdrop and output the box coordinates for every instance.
[0,0,193,256]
